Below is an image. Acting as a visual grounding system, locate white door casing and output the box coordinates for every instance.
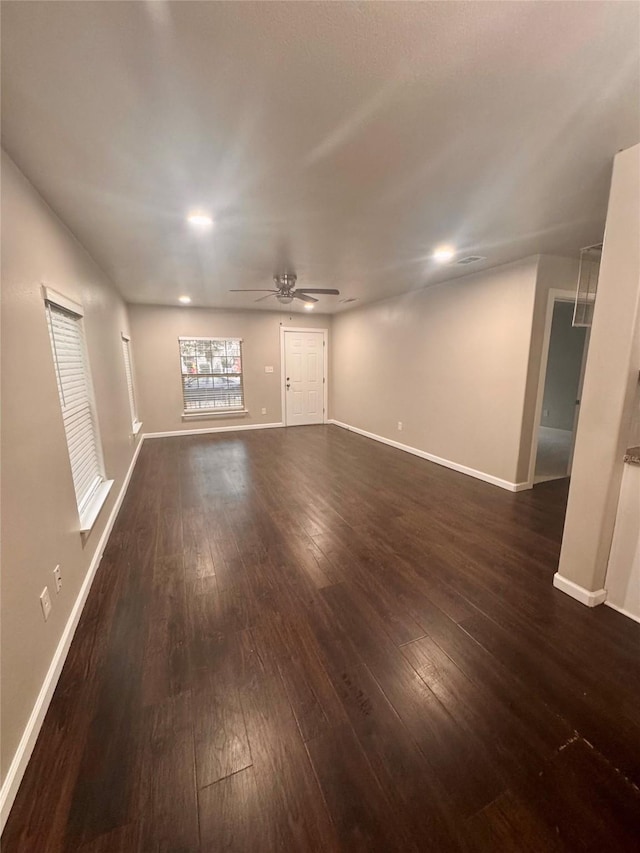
[281,329,327,426]
[568,327,590,474]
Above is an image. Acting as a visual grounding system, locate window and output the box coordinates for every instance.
[44,288,112,531]
[121,333,141,434]
[179,337,245,413]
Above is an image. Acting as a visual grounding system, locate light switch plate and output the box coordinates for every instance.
[40,587,52,621]
[264,366,274,373]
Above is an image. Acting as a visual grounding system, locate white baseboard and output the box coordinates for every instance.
[327,419,527,492]
[143,421,284,439]
[0,435,145,832]
[604,600,640,624]
[553,572,607,607]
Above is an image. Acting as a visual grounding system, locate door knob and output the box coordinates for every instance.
[287,383,291,390]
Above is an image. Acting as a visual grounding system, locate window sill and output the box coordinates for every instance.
[132,420,143,436]
[182,409,249,421]
[79,479,114,533]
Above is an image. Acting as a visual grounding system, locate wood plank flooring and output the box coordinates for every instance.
[3,425,640,852]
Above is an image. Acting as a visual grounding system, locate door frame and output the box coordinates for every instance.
[526,288,589,487]
[280,326,329,426]
[567,326,591,473]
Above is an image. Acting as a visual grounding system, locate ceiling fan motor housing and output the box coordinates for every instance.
[274,272,297,294]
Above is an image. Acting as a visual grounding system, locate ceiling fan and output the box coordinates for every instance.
[230,273,339,305]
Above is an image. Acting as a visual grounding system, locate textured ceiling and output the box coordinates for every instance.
[2,1,639,312]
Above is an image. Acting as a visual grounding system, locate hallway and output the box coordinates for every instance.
[534,426,573,484]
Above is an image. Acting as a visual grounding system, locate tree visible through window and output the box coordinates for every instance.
[179,337,244,412]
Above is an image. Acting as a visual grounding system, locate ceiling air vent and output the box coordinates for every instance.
[456,255,486,266]
[339,297,358,304]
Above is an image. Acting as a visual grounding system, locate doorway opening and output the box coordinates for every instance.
[280,327,328,426]
[532,297,589,484]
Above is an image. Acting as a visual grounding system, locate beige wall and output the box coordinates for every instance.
[558,143,640,596]
[330,258,543,486]
[1,152,139,786]
[606,463,640,618]
[128,304,330,433]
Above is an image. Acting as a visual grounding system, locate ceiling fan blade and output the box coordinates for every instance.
[229,289,279,293]
[254,293,277,302]
[293,293,318,303]
[296,288,340,295]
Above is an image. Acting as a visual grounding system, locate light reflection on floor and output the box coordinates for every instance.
[534,426,573,484]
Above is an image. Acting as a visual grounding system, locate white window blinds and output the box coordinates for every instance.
[179,337,244,412]
[46,301,105,518]
[121,334,140,431]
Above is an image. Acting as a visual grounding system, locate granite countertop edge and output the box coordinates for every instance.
[623,446,640,466]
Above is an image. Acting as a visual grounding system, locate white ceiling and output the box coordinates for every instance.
[2,1,639,313]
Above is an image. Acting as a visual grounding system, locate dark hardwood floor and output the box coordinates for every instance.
[4,425,640,852]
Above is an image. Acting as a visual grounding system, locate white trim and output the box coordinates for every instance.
[280,327,329,426]
[41,284,83,317]
[552,572,607,607]
[328,420,527,491]
[178,335,243,342]
[79,479,114,533]
[526,288,582,488]
[0,434,144,832]
[121,332,140,434]
[144,421,284,439]
[568,326,591,472]
[604,600,640,624]
[278,326,330,333]
[182,409,249,420]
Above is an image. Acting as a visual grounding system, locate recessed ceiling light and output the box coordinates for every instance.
[187,212,214,227]
[304,303,314,310]
[433,246,455,263]
[178,295,191,304]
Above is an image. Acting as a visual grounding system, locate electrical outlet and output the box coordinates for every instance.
[261,407,267,415]
[40,587,52,621]
[53,565,62,593]
[397,421,403,431]
[543,409,549,418]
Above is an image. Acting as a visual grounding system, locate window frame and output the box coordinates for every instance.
[121,332,142,435]
[43,286,113,533]
[178,336,247,418]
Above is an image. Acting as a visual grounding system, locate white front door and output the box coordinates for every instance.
[284,330,325,426]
